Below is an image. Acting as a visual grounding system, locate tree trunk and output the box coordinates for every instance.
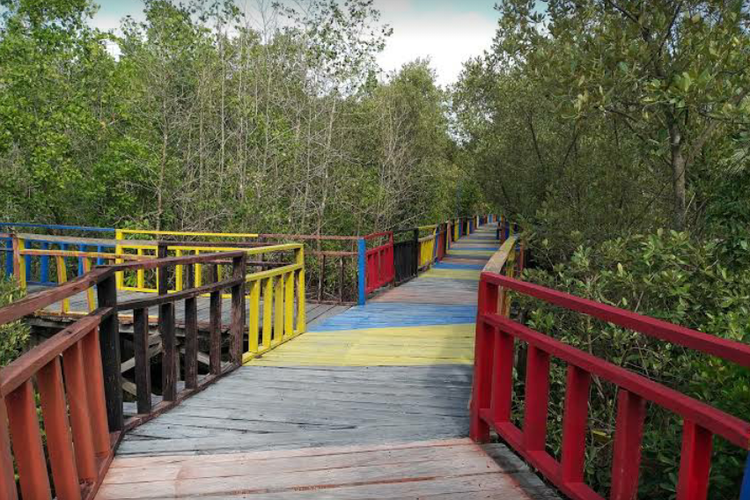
[668,120,687,230]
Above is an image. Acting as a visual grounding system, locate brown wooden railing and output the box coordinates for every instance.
[0,250,248,499]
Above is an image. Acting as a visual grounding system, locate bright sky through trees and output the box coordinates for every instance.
[90,0,498,85]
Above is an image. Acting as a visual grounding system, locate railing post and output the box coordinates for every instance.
[96,273,123,432]
[560,366,591,484]
[357,238,366,306]
[676,421,712,500]
[158,242,177,401]
[11,234,25,290]
[412,228,419,278]
[0,375,18,500]
[296,246,306,332]
[115,229,123,290]
[610,389,646,500]
[470,276,498,442]
[230,253,247,365]
[739,452,750,500]
[522,345,551,452]
[388,233,395,285]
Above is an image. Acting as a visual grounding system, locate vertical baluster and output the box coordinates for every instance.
[230,254,246,364]
[81,328,111,458]
[357,238,366,306]
[158,245,176,401]
[338,257,344,305]
[195,250,203,287]
[133,307,152,414]
[676,421,713,500]
[24,240,31,283]
[318,253,325,301]
[522,345,551,453]
[263,277,274,347]
[84,258,95,311]
[412,229,419,277]
[274,272,284,345]
[97,273,123,432]
[297,246,306,332]
[490,330,514,425]
[247,280,260,357]
[6,380,51,499]
[0,388,18,500]
[560,366,591,485]
[62,342,97,481]
[96,244,104,266]
[470,278,498,442]
[3,237,12,280]
[160,300,176,401]
[38,358,81,500]
[185,263,198,388]
[175,248,183,291]
[77,245,85,277]
[185,296,198,388]
[115,229,124,289]
[56,255,70,314]
[209,290,222,375]
[284,270,294,338]
[41,241,50,284]
[610,389,646,500]
[136,247,144,290]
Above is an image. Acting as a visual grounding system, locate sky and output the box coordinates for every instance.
[90,0,500,86]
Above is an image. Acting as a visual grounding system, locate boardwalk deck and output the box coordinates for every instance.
[97,224,558,499]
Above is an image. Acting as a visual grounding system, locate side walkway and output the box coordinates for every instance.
[97,224,557,499]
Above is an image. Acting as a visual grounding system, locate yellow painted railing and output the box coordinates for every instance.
[418,226,438,269]
[243,244,306,363]
[12,235,146,315]
[115,228,260,292]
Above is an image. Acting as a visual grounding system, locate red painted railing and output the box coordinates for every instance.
[436,228,447,261]
[471,272,750,500]
[0,268,117,500]
[364,231,394,294]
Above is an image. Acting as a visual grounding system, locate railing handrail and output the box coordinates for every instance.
[482,235,518,274]
[0,222,116,233]
[482,272,750,369]
[118,228,259,238]
[0,267,113,324]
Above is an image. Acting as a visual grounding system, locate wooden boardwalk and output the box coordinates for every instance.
[97,224,557,499]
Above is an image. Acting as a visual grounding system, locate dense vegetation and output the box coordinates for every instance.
[0,0,480,235]
[453,1,750,498]
[1,0,749,497]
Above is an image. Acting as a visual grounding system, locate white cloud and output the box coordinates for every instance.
[88,0,497,85]
[375,3,496,87]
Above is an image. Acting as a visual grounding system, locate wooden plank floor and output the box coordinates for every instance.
[97,224,558,499]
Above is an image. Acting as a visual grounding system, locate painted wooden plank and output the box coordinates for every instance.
[421,268,482,281]
[308,303,477,331]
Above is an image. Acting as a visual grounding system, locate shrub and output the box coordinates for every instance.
[517,230,750,498]
[0,277,30,367]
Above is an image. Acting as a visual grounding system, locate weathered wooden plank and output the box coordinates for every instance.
[99,439,553,500]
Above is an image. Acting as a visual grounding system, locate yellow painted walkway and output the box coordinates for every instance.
[250,223,500,366]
